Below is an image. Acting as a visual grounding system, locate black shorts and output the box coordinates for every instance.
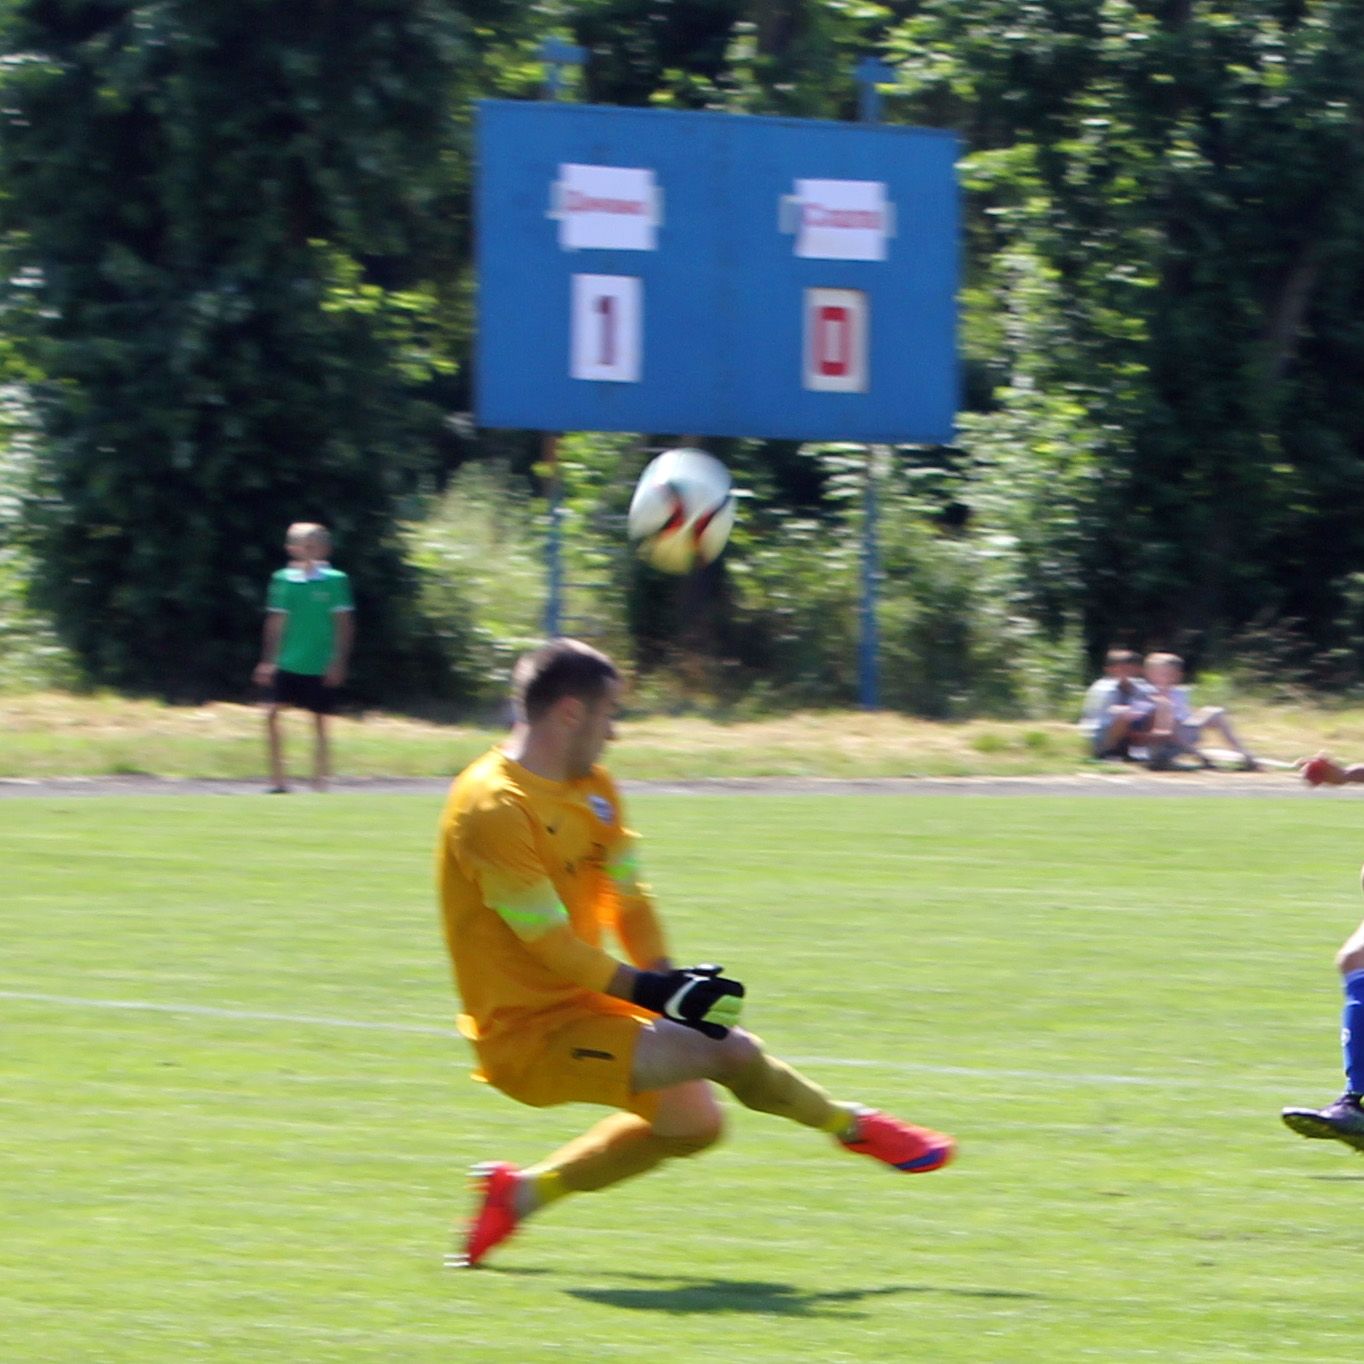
[271,669,336,714]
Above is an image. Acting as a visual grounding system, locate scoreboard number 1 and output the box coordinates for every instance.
[571,274,642,383]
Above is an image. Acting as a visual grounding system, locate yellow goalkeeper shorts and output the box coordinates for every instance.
[471,1007,660,1121]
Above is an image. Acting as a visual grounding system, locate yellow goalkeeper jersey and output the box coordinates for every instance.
[436,747,665,1080]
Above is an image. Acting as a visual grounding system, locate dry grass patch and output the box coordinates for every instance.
[0,690,1353,780]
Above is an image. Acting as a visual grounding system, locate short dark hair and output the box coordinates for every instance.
[512,639,620,723]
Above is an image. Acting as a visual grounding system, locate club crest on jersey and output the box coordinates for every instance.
[588,795,614,824]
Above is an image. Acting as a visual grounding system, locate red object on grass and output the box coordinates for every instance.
[1303,757,1330,786]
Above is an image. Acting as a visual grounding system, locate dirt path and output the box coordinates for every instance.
[0,772,1345,799]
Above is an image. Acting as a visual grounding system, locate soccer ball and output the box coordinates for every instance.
[627,448,736,574]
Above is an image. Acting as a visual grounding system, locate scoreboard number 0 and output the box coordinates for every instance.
[803,287,868,393]
[815,305,852,377]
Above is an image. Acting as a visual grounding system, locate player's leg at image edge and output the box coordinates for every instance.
[449,1048,953,1268]
[1282,966,1364,1153]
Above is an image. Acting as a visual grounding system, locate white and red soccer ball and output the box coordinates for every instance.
[627,448,736,575]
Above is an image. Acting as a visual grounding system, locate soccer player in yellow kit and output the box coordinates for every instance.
[438,639,955,1267]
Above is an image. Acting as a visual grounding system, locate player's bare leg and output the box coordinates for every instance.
[264,703,288,792]
[633,1020,954,1171]
[1195,708,1259,769]
[311,711,331,792]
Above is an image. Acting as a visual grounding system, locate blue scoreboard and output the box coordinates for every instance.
[475,100,959,444]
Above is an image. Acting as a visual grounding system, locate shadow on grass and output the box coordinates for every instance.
[561,1271,1046,1318]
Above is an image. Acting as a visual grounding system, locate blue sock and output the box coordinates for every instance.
[1342,970,1364,1095]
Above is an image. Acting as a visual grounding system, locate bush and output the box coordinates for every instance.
[403,465,543,707]
[0,406,76,692]
[723,514,860,706]
[0,542,77,692]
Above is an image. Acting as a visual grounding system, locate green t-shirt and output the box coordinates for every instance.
[266,565,354,676]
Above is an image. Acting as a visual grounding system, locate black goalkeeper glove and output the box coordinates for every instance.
[630,964,745,1040]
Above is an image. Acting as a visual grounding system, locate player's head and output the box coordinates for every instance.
[1104,647,1140,678]
[1144,651,1183,687]
[512,639,622,777]
[286,522,330,561]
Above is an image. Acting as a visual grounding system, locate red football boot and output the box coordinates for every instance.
[446,1161,522,1268]
[840,1109,955,1173]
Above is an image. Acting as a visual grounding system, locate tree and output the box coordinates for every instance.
[889,0,1364,668]
[0,1,469,697]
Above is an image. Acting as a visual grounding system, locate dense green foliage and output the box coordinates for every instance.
[0,2,474,698]
[2,2,1363,706]
[901,0,1364,676]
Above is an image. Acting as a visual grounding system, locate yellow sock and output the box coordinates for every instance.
[533,1169,568,1210]
[525,1112,711,1199]
[822,1102,861,1141]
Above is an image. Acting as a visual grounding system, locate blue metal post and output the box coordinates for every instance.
[540,38,584,638]
[542,433,564,637]
[855,57,894,125]
[859,449,882,710]
[541,37,585,100]
[855,57,893,709]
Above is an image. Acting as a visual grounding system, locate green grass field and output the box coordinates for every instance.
[5,790,1364,1362]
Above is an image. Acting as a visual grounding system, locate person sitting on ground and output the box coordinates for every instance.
[1141,652,1259,772]
[1078,648,1156,760]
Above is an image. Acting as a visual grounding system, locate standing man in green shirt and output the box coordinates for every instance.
[252,522,355,792]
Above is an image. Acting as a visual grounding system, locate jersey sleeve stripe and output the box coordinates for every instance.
[489,880,571,939]
[605,842,643,895]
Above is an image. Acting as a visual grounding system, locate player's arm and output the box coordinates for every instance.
[253,610,284,687]
[484,875,619,991]
[468,803,742,1036]
[510,907,742,1042]
[604,831,670,970]
[485,876,741,1038]
[598,837,742,1038]
[1077,680,1106,730]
